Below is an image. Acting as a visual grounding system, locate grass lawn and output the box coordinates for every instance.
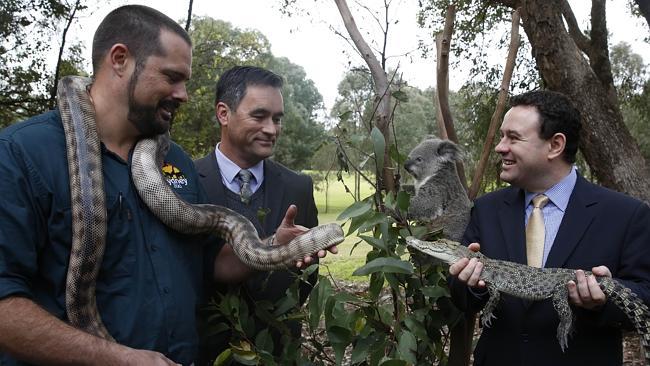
[305,171,375,282]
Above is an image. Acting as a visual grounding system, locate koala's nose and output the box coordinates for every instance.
[404,160,413,172]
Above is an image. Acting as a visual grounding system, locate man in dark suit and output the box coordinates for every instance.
[449,90,650,366]
[194,66,320,362]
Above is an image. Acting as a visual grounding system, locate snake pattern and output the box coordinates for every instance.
[58,76,344,339]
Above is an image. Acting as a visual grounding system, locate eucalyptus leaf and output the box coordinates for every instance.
[359,234,387,251]
[337,201,372,220]
[352,257,414,276]
[255,328,274,354]
[351,333,377,364]
[379,359,407,366]
[397,329,417,364]
[357,212,388,233]
[421,285,450,300]
[396,190,411,212]
[213,348,232,366]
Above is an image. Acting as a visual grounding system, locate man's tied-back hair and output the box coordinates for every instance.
[92,5,191,74]
[215,66,283,111]
[510,90,582,164]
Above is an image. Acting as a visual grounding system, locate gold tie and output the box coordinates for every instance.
[526,194,549,267]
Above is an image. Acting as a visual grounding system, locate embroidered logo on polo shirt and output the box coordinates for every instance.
[161,162,188,189]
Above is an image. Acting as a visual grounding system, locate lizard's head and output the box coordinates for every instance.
[405,237,466,265]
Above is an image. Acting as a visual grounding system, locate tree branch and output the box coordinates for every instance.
[469,9,521,200]
[589,0,617,103]
[185,0,194,31]
[334,0,395,193]
[49,0,82,109]
[559,0,592,55]
[435,5,468,191]
[334,0,389,129]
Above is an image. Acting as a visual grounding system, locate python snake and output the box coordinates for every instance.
[58,76,344,339]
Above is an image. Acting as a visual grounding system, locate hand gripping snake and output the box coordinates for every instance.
[57,76,344,339]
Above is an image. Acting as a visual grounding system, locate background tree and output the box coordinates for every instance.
[420,0,650,202]
[0,0,89,126]
[270,56,327,170]
[610,41,650,161]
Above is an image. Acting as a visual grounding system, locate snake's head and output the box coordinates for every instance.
[405,236,466,265]
[153,132,171,166]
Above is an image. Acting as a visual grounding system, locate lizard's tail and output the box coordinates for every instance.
[600,278,650,365]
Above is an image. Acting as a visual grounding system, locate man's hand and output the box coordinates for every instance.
[275,205,338,268]
[449,243,486,288]
[567,266,611,310]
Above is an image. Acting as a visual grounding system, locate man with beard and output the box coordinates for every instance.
[0,5,334,366]
[448,90,650,366]
[194,66,320,363]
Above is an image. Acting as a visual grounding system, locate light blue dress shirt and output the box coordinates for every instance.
[214,143,264,194]
[524,167,577,267]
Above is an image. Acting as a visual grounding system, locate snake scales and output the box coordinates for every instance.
[57,76,344,339]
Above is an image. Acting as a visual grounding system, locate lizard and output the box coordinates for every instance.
[405,236,650,364]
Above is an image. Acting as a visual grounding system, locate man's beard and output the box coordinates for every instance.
[127,66,179,137]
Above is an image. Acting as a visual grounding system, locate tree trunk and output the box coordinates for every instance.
[334,0,395,194]
[504,0,650,202]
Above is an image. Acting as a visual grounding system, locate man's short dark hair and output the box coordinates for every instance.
[510,90,582,164]
[215,66,283,111]
[92,5,191,74]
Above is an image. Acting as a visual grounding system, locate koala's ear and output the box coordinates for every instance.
[437,140,462,162]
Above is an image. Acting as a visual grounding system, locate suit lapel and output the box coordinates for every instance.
[545,175,598,268]
[498,187,527,264]
[263,160,287,233]
[195,153,227,206]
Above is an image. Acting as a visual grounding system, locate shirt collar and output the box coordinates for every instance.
[214,143,264,184]
[524,166,577,212]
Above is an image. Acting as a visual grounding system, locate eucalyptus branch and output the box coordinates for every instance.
[355,0,385,33]
[588,0,617,100]
[184,0,194,31]
[49,0,82,109]
[559,0,592,55]
[334,135,378,191]
[304,331,337,365]
[469,9,520,200]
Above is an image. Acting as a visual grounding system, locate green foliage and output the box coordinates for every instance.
[0,0,89,126]
[611,42,650,161]
[270,57,328,170]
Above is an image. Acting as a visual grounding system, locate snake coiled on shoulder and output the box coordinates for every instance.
[58,76,344,339]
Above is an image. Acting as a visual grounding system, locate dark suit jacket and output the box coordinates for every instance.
[194,152,318,361]
[451,174,650,366]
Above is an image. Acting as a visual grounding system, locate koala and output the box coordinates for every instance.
[403,138,472,242]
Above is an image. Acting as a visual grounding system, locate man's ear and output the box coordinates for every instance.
[548,132,566,160]
[108,43,130,76]
[215,102,230,127]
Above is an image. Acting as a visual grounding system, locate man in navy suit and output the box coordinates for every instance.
[449,90,650,365]
[194,66,323,363]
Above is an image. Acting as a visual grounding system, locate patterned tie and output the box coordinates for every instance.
[526,194,549,267]
[236,169,253,204]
